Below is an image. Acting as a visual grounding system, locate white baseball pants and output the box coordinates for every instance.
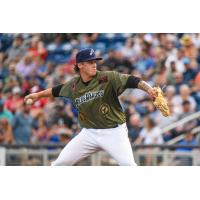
[51,123,137,166]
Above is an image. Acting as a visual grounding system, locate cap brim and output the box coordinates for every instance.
[77,57,103,63]
[85,57,103,61]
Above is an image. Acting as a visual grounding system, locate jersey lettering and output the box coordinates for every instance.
[75,90,104,106]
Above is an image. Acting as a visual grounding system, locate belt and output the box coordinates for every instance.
[85,123,124,130]
[104,123,125,129]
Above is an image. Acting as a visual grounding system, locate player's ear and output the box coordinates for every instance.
[77,63,83,69]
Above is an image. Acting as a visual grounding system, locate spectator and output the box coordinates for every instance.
[191,72,200,111]
[64,49,78,75]
[175,131,197,166]
[196,131,200,147]
[12,103,33,144]
[134,116,163,165]
[6,35,27,62]
[16,54,36,78]
[27,85,48,118]
[144,101,157,118]
[32,115,49,143]
[120,37,136,58]
[0,52,9,81]
[59,132,72,144]
[3,63,23,93]
[135,49,155,78]
[46,116,73,144]
[127,114,142,142]
[102,49,133,72]
[55,121,73,143]
[172,72,184,93]
[182,57,198,85]
[154,66,167,88]
[0,118,14,144]
[4,86,24,114]
[191,33,200,49]
[115,50,132,71]
[180,100,193,117]
[172,84,196,114]
[165,85,176,102]
[166,61,178,85]
[177,132,197,151]
[51,65,68,85]
[100,49,119,70]
[79,33,98,49]
[34,58,48,78]
[165,49,185,74]
[43,96,57,125]
[174,100,198,136]
[180,34,198,59]
[0,99,13,123]
[47,124,61,143]
[153,46,167,74]
[135,116,163,145]
[51,103,74,129]
[28,35,48,60]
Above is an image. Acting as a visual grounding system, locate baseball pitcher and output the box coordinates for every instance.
[24,48,169,166]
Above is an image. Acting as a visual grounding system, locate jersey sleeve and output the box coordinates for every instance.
[125,76,141,89]
[52,84,64,97]
[108,71,130,95]
[52,80,74,99]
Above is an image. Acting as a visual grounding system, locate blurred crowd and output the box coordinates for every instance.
[0,33,200,146]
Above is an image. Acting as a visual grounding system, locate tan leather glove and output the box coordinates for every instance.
[153,87,170,117]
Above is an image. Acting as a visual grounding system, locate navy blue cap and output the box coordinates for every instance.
[76,48,102,63]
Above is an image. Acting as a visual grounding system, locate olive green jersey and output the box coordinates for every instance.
[54,71,134,129]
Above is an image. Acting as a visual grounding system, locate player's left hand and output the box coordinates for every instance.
[152,87,170,117]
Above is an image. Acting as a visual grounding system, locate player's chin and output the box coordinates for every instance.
[90,69,97,76]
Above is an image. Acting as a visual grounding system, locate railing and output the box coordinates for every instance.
[167,126,200,145]
[0,144,200,166]
[160,111,200,134]
[159,111,200,145]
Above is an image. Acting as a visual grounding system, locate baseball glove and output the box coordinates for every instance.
[153,87,170,117]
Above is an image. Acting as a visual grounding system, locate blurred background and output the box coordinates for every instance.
[0,33,200,166]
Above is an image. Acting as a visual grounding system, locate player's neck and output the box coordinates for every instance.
[80,72,95,83]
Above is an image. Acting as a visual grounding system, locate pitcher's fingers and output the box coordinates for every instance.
[24,95,31,102]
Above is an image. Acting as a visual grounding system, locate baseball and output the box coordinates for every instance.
[26,98,33,105]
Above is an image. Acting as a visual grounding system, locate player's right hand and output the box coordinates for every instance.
[24,93,39,105]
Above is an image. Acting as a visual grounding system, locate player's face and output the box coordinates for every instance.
[81,60,97,77]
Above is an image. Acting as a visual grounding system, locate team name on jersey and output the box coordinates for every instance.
[75,90,104,106]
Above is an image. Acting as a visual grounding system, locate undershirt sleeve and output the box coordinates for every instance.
[52,84,64,97]
[125,76,141,89]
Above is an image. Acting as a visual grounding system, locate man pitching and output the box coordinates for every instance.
[24,48,158,166]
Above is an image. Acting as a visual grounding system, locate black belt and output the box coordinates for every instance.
[103,124,120,129]
[86,124,120,129]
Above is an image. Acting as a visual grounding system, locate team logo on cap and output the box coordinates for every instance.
[90,49,94,55]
